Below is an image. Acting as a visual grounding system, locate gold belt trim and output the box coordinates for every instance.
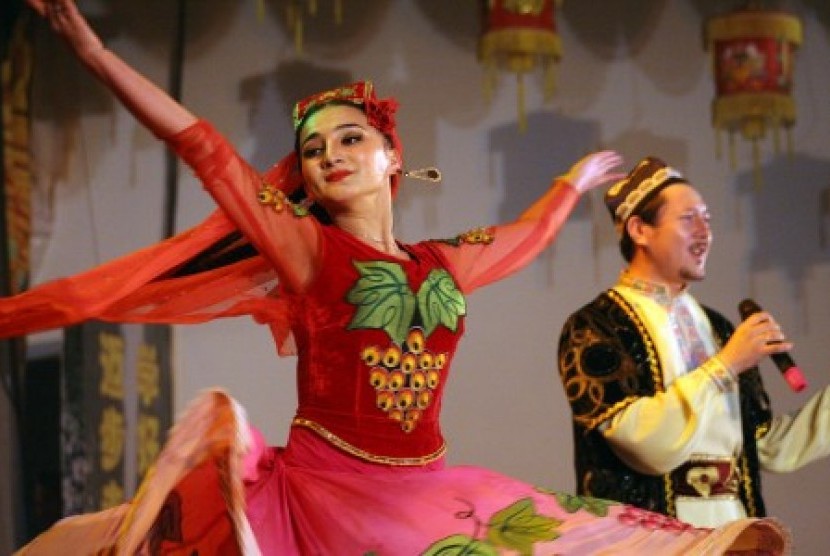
[292,417,447,466]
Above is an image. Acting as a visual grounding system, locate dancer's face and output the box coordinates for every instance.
[298,104,400,211]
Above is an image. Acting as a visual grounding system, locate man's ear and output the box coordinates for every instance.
[626,215,649,247]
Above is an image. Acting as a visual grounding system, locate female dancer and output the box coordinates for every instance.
[11,1,789,553]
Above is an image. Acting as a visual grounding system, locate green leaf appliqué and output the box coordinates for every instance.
[418,269,467,337]
[554,493,615,517]
[485,498,561,555]
[422,535,500,556]
[346,261,416,345]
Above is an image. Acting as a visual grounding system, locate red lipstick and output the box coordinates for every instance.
[325,170,352,183]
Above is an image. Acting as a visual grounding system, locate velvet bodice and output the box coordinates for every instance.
[288,225,466,463]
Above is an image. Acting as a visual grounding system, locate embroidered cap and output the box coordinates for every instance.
[604,157,685,233]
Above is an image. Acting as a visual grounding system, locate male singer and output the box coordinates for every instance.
[556,157,830,527]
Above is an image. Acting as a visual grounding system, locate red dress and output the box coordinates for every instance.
[11,122,789,554]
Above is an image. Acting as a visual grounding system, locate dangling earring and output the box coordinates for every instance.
[402,167,442,184]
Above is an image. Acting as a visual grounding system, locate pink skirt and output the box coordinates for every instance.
[17,390,790,555]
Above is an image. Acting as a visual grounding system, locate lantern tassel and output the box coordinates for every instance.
[543,61,556,102]
[773,124,781,155]
[787,127,794,159]
[752,139,762,190]
[483,62,496,104]
[517,73,527,132]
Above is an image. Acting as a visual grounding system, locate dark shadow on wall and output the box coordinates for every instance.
[561,0,707,99]
[561,0,665,60]
[413,0,483,51]
[30,12,114,191]
[488,118,695,283]
[30,0,239,189]
[239,60,355,172]
[489,111,599,224]
[800,0,830,30]
[262,0,392,60]
[737,154,830,302]
[488,111,598,282]
[113,0,236,59]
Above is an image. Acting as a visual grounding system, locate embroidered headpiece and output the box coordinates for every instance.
[604,156,685,234]
[292,81,399,141]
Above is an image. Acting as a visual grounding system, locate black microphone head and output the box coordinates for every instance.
[738,298,762,320]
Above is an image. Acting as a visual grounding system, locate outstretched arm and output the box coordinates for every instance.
[28,0,196,137]
[519,150,624,221]
[27,0,321,291]
[757,385,830,472]
[435,151,624,293]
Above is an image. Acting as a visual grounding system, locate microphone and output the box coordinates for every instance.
[738,299,808,392]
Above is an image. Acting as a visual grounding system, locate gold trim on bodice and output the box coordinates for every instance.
[292,417,447,466]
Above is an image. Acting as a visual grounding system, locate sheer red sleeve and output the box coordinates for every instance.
[0,120,317,355]
[166,120,321,292]
[434,180,580,293]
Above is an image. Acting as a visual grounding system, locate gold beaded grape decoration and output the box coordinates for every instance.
[361,327,448,433]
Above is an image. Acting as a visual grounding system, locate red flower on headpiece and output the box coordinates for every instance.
[364,97,399,139]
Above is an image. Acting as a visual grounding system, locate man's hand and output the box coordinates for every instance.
[718,311,793,375]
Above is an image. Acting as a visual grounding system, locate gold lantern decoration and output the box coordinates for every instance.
[479,0,562,131]
[705,5,802,181]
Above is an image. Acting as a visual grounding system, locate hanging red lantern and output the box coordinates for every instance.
[479,0,562,131]
[704,5,802,180]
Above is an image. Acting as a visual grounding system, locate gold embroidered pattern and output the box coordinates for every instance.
[563,291,663,432]
[755,421,771,440]
[608,289,664,390]
[739,452,758,517]
[457,226,495,245]
[292,417,446,466]
[257,182,287,212]
[610,164,683,230]
[700,355,737,392]
[257,182,310,217]
[664,473,676,517]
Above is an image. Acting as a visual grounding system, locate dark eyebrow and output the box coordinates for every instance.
[300,122,365,149]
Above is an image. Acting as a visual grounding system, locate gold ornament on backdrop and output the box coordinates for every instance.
[704,4,802,184]
[479,0,562,131]
[257,0,344,53]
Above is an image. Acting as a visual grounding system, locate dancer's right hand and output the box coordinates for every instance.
[27,0,105,60]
